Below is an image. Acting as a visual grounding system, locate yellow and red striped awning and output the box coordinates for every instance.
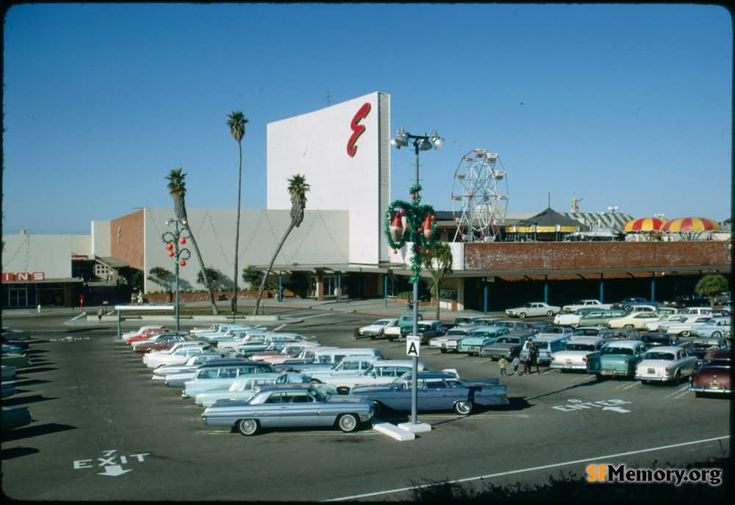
[661,217,720,233]
[623,217,666,233]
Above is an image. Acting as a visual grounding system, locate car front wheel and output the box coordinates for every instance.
[711,331,722,338]
[454,400,473,415]
[546,311,553,317]
[337,413,359,432]
[518,312,526,319]
[237,419,259,436]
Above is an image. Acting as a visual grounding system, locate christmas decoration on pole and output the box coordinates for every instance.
[162,219,191,332]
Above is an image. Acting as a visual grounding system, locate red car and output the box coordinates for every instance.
[689,350,731,397]
[131,333,189,353]
[126,327,170,345]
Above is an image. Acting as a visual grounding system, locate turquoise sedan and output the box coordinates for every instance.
[586,340,647,378]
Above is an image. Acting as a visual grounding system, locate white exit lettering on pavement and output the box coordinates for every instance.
[552,398,632,414]
[73,449,149,476]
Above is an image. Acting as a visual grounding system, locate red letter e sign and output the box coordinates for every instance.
[346,102,371,157]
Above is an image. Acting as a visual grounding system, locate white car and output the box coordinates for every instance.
[607,311,663,330]
[505,302,561,319]
[657,315,713,336]
[561,299,612,313]
[690,316,732,338]
[193,373,311,407]
[143,342,212,369]
[249,341,323,364]
[151,353,229,382]
[634,346,698,384]
[358,318,398,338]
[318,360,427,394]
[643,314,685,332]
[549,336,606,371]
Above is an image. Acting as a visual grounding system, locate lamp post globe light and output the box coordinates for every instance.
[162,218,191,332]
[385,128,443,427]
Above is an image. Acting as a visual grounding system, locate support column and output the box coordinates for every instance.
[316,271,324,301]
[384,274,389,307]
[599,274,605,303]
[483,278,489,314]
[650,273,656,302]
[544,277,549,304]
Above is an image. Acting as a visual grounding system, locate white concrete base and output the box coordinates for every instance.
[372,422,415,441]
[398,421,432,433]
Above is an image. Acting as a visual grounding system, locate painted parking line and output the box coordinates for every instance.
[322,435,731,502]
[665,384,691,400]
[616,381,641,391]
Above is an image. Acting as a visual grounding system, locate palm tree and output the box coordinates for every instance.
[422,242,453,320]
[227,111,248,315]
[254,174,310,314]
[166,168,219,315]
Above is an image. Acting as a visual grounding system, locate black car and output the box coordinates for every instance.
[400,321,446,343]
[639,332,687,347]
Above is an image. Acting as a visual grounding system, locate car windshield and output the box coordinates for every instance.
[645,352,675,360]
[566,343,596,351]
[601,347,634,355]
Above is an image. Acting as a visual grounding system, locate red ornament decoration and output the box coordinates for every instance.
[389,210,404,242]
[179,260,187,267]
[179,237,187,245]
[166,242,174,250]
[422,214,433,240]
[168,251,174,258]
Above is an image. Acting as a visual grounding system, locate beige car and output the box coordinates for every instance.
[607,311,664,330]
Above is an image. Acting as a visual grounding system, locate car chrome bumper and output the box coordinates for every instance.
[688,385,732,394]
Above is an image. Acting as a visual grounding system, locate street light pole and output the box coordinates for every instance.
[162,219,191,332]
[386,128,443,426]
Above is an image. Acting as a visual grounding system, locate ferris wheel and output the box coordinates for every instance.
[451,148,510,242]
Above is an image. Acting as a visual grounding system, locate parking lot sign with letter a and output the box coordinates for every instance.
[406,336,421,357]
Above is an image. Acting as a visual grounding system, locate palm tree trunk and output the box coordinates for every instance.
[253,221,295,315]
[232,143,243,314]
[173,196,219,315]
[434,282,441,320]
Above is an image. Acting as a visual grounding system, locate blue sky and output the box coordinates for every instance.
[3,3,732,234]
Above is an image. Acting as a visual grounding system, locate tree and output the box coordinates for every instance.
[227,111,248,315]
[166,168,219,314]
[422,242,453,319]
[254,174,310,314]
[694,274,729,307]
[147,266,175,294]
[197,267,227,292]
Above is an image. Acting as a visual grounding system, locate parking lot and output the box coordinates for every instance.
[2,309,731,501]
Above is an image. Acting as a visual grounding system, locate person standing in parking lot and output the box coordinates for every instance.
[498,356,508,376]
[511,356,520,375]
[528,340,540,374]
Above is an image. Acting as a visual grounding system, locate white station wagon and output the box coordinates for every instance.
[634,346,698,384]
[549,336,606,371]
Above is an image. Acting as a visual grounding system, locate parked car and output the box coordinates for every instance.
[357,318,398,339]
[657,315,713,337]
[549,336,607,371]
[687,337,729,361]
[320,360,429,394]
[382,313,423,341]
[399,320,447,343]
[504,302,561,319]
[457,327,512,355]
[612,297,650,311]
[477,331,533,359]
[249,341,323,365]
[575,309,628,328]
[639,332,687,348]
[2,406,32,432]
[142,342,213,368]
[193,372,312,407]
[634,346,698,384]
[131,332,191,353]
[349,371,508,416]
[237,333,310,356]
[586,340,648,378]
[303,356,381,383]
[607,311,664,330]
[151,353,231,382]
[553,307,596,327]
[643,314,686,332]
[201,384,374,436]
[182,360,279,398]
[427,326,481,353]
[122,325,170,343]
[689,317,732,338]
[689,350,731,396]
[561,299,612,313]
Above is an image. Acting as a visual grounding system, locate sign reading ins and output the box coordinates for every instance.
[346,102,371,157]
[2,272,46,281]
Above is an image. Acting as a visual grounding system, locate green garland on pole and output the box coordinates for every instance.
[384,185,438,283]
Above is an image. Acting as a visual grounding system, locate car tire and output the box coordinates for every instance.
[372,401,384,417]
[519,312,526,319]
[546,311,553,317]
[237,419,259,436]
[624,324,634,329]
[681,331,691,337]
[712,331,722,338]
[336,386,351,395]
[337,413,359,433]
[309,378,322,384]
[454,400,473,415]
[673,371,681,385]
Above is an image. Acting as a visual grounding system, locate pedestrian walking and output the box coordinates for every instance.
[528,340,540,374]
[97,306,103,321]
[520,356,528,375]
[498,356,508,376]
[511,356,520,375]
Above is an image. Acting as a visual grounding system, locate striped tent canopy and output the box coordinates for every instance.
[662,217,720,233]
[507,207,581,233]
[623,217,666,233]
